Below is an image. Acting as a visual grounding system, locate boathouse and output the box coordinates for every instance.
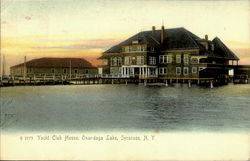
[10,57,98,77]
[99,26,239,81]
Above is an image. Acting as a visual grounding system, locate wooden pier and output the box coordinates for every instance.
[0,74,139,86]
[1,73,247,88]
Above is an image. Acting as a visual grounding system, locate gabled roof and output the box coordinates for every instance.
[104,27,200,53]
[160,28,200,50]
[101,27,239,61]
[212,37,239,60]
[11,57,96,68]
[104,31,159,53]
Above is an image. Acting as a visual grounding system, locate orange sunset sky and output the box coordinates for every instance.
[1,0,250,74]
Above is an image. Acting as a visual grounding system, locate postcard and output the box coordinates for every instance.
[1,0,250,160]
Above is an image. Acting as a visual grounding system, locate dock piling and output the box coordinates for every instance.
[210,80,213,88]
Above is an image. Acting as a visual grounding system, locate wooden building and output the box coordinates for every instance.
[99,26,239,80]
[233,65,250,83]
[10,57,97,77]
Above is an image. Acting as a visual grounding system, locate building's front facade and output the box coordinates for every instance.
[10,57,98,77]
[99,26,239,79]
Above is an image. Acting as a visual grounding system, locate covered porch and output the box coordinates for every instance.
[121,65,158,78]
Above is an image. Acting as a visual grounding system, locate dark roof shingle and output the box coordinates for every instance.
[104,27,200,53]
[212,37,239,60]
[11,58,96,68]
[102,27,239,60]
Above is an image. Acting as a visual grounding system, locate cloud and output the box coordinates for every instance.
[226,40,250,49]
[30,38,123,50]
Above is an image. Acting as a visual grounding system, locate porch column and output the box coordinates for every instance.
[155,67,158,77]
[139,67,141,75]
[147,68,150,77]
[142,67,145,77]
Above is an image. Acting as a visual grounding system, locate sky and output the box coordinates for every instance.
[1,0,250,74]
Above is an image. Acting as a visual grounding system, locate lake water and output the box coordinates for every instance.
[1,84,250,133]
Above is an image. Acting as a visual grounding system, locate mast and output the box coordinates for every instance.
[24,56,26,79]
[69,59,72,80]
[0,54,2,81]
[3,54,6,75]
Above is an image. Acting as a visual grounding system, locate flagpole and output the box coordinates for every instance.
[24,56,26,80]
[0,53,2,81]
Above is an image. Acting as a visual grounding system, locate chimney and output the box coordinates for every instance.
[152,26,156,35]
[161,25,165,44]
[205,34,208,41]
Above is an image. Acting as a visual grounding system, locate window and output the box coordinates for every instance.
[176,67,181,75]
[149,57,156,65]
[131,46,137,51]
[192,67,197,73]
[176,55,181,63]
[117,57,122,66]
[159,56,163,63]
[74,69,78,74]
[191,58,198,64]
[184,54,189,64]
[111,57,117,66]
[159,67,167,74]
[103,59,108,65]
[125,47,129,52]
[141,46,145,51]
[211,44,214,51]
[151,47,155,52]
[63,69,67,74]
[86,70,89,74]
[167,55,172,63]
[51,68,55,73]
[125,56,132,65]
[159,55,167,63]
[27,68,32,73]
[205,44,208,50]
[183,67,189,75]
[132,40,138,44]
[137,56,144,65]
[111,57,122,66]
[123,45,145,53]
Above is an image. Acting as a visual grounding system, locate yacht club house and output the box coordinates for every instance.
[98,26,240,82]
